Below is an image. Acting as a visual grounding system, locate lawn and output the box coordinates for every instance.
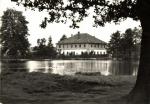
[0,72,136,104]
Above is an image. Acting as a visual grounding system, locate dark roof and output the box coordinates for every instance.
[57,33,107,44]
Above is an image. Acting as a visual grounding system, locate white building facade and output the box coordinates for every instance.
[56,33,107,56]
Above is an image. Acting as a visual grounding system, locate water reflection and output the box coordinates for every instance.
[1,60,139,76]
[1,60,28,73]
[26,61,53,73]
[109,60,138,75]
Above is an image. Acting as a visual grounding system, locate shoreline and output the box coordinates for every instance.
[0,57,110,61]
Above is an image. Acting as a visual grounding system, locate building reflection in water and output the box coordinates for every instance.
[50,60,112,76]
[8,59,138,76]
[26,61,53,73]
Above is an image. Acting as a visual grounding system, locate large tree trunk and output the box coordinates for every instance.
[127,0,150,103]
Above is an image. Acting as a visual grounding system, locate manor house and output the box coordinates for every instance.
[56,33,107,55]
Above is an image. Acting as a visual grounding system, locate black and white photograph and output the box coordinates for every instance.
[0,0,149,104]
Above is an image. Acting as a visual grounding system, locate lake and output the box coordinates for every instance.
[0,59,139,76]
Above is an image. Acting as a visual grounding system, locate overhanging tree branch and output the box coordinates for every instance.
[11,0,138,28]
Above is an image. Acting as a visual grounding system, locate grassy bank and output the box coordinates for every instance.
[0,72,136,104]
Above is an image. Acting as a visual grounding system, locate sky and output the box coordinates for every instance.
[0,0,140,47]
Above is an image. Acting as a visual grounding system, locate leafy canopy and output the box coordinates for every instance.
[11,0,139,28]
[33,37,57,58]
[59,34,67,41]
[107,27,141,58]
[0,9,30,57]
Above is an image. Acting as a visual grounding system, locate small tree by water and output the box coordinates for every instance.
[32,37,57,59]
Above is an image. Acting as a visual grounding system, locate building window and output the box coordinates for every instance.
[79,44,81,47]
[97,52,99,54]
[102,45,104,48]
[94,44,96,47]
[91,44,93,47]
[84,44,86,47]
[100,44,102,48]
[59,45,61,48]
[75,45,77,47]
[71,44,73,48]
[104,45,106,48]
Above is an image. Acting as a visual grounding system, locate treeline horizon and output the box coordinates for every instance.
[0,9,141,60]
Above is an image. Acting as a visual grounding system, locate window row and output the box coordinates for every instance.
[58,44,106,48]
[61,51,106,55]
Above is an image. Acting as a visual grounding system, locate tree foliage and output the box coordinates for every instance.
[0,9,30,57]
[59,34,67,41]
[37,38,46,46]
[107,31,122,57]
[47,36,57,57]
[32,37,57,58]
[107,27,141,59]
[11,0,139,28]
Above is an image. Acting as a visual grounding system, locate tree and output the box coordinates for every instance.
[37,39,41,46]
[47,36,53,47]
[132,27,142,45]
[33,37,57,58]
[132,27,142,59]
[107,31,122,58]
[41,38,46,46]
[33,38,47,57]
[47,36,57,58]
[37,38,46,46]
[59,34,67,41]
[108,27,142,59]
[11,0,150,103]
[121,28,136,58]
[108,28,141,59]
[0,9,30,57]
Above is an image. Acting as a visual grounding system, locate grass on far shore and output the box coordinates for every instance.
[0,72,136,104]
